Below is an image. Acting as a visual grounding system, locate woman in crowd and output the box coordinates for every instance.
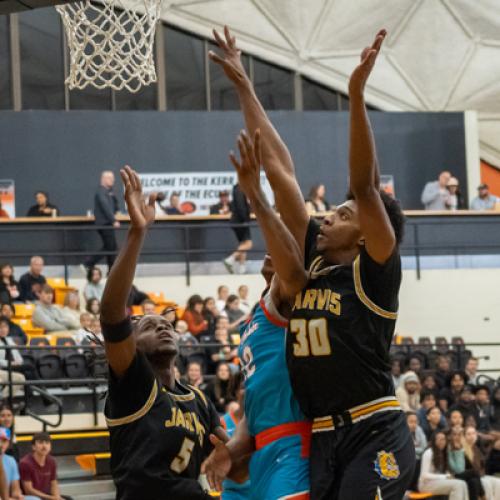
[419,431,468,499]
[85,298,101,318]
[305,183,330,214]
[207,325,238,373]
[215,285,229,313]
[60,291,81,330]
[448,426,484,500]
[202,297,218,338]
[183,361,207,392]
[26,191,59,217]
[83,267,105,302]
[204,362,234,414]
[423,406,447,441]
[182,295,208,337]
[224,295,246,334]
[449,409,465,429]
[407,355,423,376]
[0,404,18,462]
[0,264,20,305]
[465,425,500,499]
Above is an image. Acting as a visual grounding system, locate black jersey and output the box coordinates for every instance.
[287,218,401,418]
[104,334,220,500]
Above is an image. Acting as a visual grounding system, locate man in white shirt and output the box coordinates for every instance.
[32,285,76,332]
[421,171,451,210]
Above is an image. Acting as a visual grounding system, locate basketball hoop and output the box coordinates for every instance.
[56,0,162,93]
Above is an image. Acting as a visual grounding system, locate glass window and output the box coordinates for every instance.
[302,77,339,111]
[164,26,206,110]
[0,16,11,109]
[19,7,65,109]
[253,57,293,110]
[209,41,249,110]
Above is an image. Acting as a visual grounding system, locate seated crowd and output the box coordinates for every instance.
[394,353,500,497]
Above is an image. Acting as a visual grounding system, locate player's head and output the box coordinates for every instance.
[316,190,404,261]
[260,254,274,285]
[134,314,178,368]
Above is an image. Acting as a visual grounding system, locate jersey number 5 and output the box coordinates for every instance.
[170,437,195,474]
[290,318,331,357]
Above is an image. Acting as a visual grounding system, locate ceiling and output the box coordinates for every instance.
[156,0,500,167]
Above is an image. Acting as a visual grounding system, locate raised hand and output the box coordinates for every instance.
[229,129,262,200]
[349,29,386,96]
[209,26,248,86]
[119,165,156,229]
[201,434,232,492]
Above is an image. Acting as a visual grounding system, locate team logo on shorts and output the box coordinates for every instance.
[374,450,400,480]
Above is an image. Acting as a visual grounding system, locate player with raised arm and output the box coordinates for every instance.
[202,130,310,499]
[211,27,415,499]
[100,165,226,500]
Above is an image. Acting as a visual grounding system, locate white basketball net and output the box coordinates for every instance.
[56,0,162,93]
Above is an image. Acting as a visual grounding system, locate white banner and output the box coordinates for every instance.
[0,180,15,218]
[139,172,274,216]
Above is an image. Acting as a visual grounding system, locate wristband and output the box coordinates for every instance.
[101,317,133,343]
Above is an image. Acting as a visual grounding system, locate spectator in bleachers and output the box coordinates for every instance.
[0,304,27,346]
[182,295,208,337]
[421,371,439,399]
[126,284,148,308]
[407,411,427,491]
[419,430,468,499]
[20,432,73,500]
[421,170,452,210]
[33,285,76,332]
[474,385,493,435]
[59,292,81,331]
[207,325,238,374]
[465,357,480,386]
[205,362,234,414]
[439,371,468,412]
[0,405,19,462]
[448,426,484,500]
[0,318,25,398]
[74,312,93,345]
[391,359,402,390]
[305,184,330,214]
[0,264,20,304]
[85,298,100,318]
[88,316,103,342]
[161,306,177,325]
[18,256,46,303]
[396,371,421,412]
[418,391,440,427]
[26,191,59,218]
[0,427,29,500]
[209,190,231,215]
[202,297,218,338]
[237,285,251,315]
[183,361,208,392]
[224,295,246,334]
[445,177,464,211]
[215,285,229,313]
[449,386,478,427]
[407,355,423,376]
[470,184,498,211]
[83,267,104,303]
[434,354,452,390]
[423,406,447,441]
[161,192,184,215]
[490,387,500,432]
[175,320,205,371]
[141,299,156,315]
[449,410,465,429]
[465,425,500,499]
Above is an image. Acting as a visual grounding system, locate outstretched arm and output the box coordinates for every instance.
[210,27,309,254]
[348,30,395,264]
[100,166,156,377]
[230,129,308,301]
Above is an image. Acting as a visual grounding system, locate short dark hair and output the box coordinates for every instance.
[420,390,436,403]
[32,432,51,444]
[41,284,54,294]
[226,294,239,306]
[346,189,405,245]
[0,316,9,327]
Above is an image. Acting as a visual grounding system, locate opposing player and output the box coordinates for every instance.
[100,165,226,500]
[211,27,415,498]
[203,130,310,499]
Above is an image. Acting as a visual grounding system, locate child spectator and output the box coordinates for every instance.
[0,405,19,462]
[83,267,104,303]
[0,264,20,304]
[85,298,101,318]
[395,371,421,412]
[215,286,229,313]
[18,257,46,302]
[182,295,208,337]
[205,362,234,414]
[224,295,246,334]
[20,432,73,500]
[423,406,447,441]
[60,291,81,330]
[33,285,76,332]
[0,304,27,345]
[74,312,93,345]
[418,430,468,499]
[141,299,156,316]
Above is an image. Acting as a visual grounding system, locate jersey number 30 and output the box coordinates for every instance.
[290,318,331,356]
[170,437,195,473]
